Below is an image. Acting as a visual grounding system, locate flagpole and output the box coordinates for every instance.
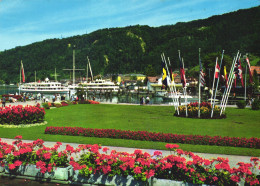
[167,56,179,114]
[244,55,247,102]
[19,60,22,95]
[220,51,240,115]
[165,54,179,114]
[162,53,179,114]
[221,55,238,114]
[210,57,218,106]
[178,50,182,107]
[220,56,236,112]
[198,48,201,118]
[211,50,224,118]
[182,57,188,117]
[162,54,175,105]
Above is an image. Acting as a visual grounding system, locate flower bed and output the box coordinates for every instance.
[45,126,260,149]
[61,101,69,106]
[0,103,45,125]
[174,102,226,119]
[1,136,73,180]
[71,144,260,185]
[0,136,259,185]
[2,94,23,102]
[0,121,47,128]
[78,100,100,104]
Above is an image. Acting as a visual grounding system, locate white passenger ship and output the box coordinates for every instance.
[19,78,69,94]
[76,79,119,92]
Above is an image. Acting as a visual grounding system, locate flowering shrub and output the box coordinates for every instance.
[71,143,260,185]
[45,126,260,149]
[61,101,69,106]
[86,100,100,104]
[79,100,100,104]
[188,102,212,109]
[41,102,52,109]
[2,94,23,102]
[175,102,225,119]
[0,104,45,125]
[52,102,62,108]
[0,137,259,185]
[3,136,71,174]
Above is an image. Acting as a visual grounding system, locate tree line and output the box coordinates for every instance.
[0,6,259,84]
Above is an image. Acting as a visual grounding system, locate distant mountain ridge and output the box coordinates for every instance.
[0,6,259,84]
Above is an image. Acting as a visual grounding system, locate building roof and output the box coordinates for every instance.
[251,66,260,75]
[147,76,160,83]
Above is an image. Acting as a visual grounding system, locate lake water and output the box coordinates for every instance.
[0,85,198,105]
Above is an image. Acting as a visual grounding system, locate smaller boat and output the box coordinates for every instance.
[78,79,119,93]
[19,78,69,94]
[164,92,193,99]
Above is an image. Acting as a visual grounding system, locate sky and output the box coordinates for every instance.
[0,0,259,51]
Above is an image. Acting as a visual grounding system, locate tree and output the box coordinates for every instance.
[144,64,157,77]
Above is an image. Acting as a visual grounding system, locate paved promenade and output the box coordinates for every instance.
[1,100,258,169]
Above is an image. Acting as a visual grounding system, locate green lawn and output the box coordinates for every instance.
[0,104,259,156]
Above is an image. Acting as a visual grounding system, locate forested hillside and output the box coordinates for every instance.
[0,6,259,84]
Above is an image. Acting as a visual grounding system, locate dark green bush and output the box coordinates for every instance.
[236,100,246,109]
[251,98,260,110]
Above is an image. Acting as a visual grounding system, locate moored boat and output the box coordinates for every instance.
[76,79,119,92]
[19,78,69,94]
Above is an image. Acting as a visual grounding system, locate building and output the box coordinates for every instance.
[251,66,260,76]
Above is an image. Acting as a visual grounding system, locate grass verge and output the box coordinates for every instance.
[0,104,259,156]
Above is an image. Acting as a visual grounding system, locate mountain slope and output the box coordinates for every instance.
[0,6,259,84]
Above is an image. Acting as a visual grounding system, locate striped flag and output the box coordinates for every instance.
[199,59,205,87]
[234,58,244,87]
[21,61,25,83]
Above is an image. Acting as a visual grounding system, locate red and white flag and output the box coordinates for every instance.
[215,62,220,79]
[21,61,25,83]
[246,57,253,84]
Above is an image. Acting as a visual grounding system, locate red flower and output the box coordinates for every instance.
[102,147,109,153]
[14,160,22,166]
[133,166,143,174]
[230,175,240,183]
[14,135,22,139]
[8,163,16,170]
[43,152,52,160]
[153,151,162,156]
[165,144,179,149]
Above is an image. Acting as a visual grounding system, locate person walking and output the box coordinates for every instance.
[52,95,56,103]
[145,96,150,104]
[2,96,6,108]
